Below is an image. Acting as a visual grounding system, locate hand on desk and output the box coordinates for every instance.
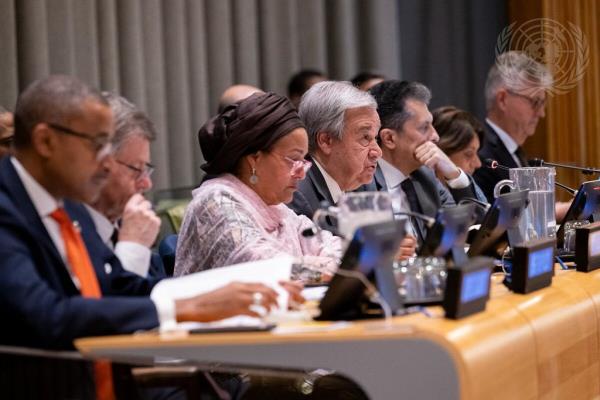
[174,281,307,322]
[279,280,306,308]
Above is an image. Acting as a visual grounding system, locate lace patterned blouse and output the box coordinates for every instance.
[173,174,342,279]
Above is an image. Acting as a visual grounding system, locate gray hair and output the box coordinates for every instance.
[485,51,553,111]
[298,81,377,153]
[13,75,107,149]
[101,92,156,152]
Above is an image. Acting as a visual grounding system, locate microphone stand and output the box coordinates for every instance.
[486,158,578,197]
[530,159,600,176]
[555,182,577,196]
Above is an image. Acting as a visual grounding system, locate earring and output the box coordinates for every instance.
[249,167,259,185]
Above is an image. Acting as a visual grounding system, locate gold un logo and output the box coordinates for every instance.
[495,18,589,95]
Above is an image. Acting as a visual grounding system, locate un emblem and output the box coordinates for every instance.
[495,18,589,95]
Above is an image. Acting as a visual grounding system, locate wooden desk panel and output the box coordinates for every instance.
[499,275,599,399]
[76,268,600,399]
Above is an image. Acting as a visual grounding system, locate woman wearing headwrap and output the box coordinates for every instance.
[174,92,341,281]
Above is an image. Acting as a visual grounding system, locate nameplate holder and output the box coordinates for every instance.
[443,256,493,319]
[575,222,600,272]
[507,237,555,294]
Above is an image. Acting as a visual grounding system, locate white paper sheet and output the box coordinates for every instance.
[151,256,293,331]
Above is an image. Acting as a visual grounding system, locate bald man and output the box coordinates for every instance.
[217,84,263,113]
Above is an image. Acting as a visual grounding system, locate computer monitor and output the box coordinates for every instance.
[556,180,600,248]
[467,190,530,258]
[419,203,477,265]
[316,220,406,321]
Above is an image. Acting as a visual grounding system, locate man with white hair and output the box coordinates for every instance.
[86,92,163,278]
[474,51,553,202]
[289,81,416,259]
[288,80,382,220]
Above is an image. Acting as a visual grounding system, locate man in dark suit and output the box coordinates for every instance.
[368,80,480,245]
[87,92,165,278]
[473,51,552,203]
[288,81,382,220]
[0,75,282,351]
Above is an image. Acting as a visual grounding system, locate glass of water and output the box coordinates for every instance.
[562,220,591,253]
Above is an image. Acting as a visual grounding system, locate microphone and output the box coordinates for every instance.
[554,182,577,196]
[527,159,578,196]
[305,211,436,236]
[393,210,435,228]
[484,158,510,171]
[458,197,491,213]
[302,226,319,237]
[529,158,600,175]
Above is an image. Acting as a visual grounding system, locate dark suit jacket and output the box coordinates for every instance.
[366,164,478,241]
[0,157,160,349]
[287,156,371,220]
[149,253,168,278]
[473,122,520,203]
[287,157,334,220]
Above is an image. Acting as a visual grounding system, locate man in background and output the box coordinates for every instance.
[474,51,551,202]
[0,106,14,158]
[368,80,480,244]
[473,51,570,219]
[217,84,263,113]
[86,92,164,278]
[287,69,327,109]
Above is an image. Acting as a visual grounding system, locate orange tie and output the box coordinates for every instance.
[50,208,116,400]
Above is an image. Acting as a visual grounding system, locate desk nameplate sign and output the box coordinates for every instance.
[507,237,555,294]
[443,257,493,319]
[576,222,600,272]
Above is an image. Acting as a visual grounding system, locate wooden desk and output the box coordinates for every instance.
[77,268,600,400]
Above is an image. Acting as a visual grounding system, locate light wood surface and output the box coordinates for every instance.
[77,267,600,399]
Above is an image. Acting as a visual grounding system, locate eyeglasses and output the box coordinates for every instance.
[116,160,155,181]
[279,155,312,176]
[506,90,546,111]
[116,160,155,180]
[47,123,112,158]
[0,135,13,147]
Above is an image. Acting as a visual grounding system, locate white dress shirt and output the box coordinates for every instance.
[378,158,417,236]
[11,157,175,328]
[486,118,522,167]
[85,205,151,277]
[313,158,344,204]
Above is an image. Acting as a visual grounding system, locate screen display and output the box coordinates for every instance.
[589,231,600,257]
[460,269,490,303]
[528,246,554,278]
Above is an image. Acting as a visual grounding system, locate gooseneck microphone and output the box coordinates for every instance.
[458,198,491,213]
[484,158,510,171]
[393,210,435,228]
[485,158,578,197]
[303,210,436,237]
[529,158,600,176]
[554,182,578,196]
[301,226,318,237]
